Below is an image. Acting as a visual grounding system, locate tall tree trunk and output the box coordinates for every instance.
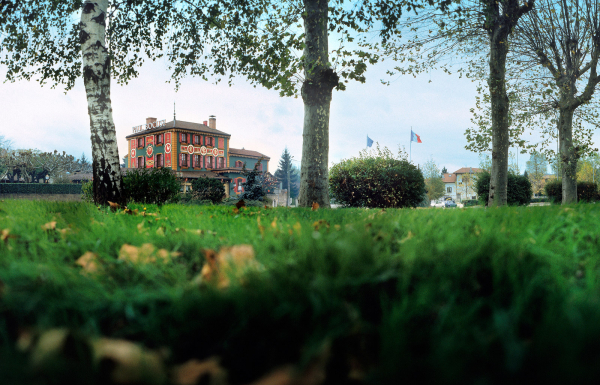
[80,0,124,205]
[483,0,533,206]
[558,107,577,203]
[487,27,510,207]
[298,0,338,208]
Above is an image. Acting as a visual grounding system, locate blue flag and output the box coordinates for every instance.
[367,135,373,148]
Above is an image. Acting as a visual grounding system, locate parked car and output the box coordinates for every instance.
[444,200,457,208]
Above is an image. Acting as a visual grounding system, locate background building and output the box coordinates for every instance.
[441,167,482,202]
[125,116,270,197]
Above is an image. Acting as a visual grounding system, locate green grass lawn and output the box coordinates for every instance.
[1,200,600,384]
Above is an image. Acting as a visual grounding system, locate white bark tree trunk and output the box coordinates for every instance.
[80,0,124,205]
[298,0,338,208]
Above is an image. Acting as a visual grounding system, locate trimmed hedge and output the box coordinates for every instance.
[578,181,598,202]
[530,197,549,203]
[545,179,599,203]
[544,179,562,203]
[123,167,180,205]
[462,199,479,207]
[191,177,225,204]
[476,172,532,206]
[0,183,82,194]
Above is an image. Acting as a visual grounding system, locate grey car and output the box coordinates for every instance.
[444,200,457,208]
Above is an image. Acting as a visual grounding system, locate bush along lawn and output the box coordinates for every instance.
[2,200,600,384]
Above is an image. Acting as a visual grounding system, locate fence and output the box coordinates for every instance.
[0,183,82,194]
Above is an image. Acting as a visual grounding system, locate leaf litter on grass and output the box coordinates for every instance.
[6,200,600,383]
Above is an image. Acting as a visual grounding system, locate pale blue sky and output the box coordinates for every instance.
[1,57,532,175]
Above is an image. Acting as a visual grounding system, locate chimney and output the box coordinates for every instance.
[146,117,157,125]
[208,115,216,129]
[203,120,208,126]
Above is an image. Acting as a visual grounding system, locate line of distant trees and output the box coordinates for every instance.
[0,137,91,184]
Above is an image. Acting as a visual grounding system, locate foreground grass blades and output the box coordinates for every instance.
[1,200,600,384]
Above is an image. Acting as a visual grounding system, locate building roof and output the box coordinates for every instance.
[453,167,483,174]
[442,173,457,183]
[178,170,229,180]
[228,147,270,160]
[66,173,92,181]
[126,120,230,139]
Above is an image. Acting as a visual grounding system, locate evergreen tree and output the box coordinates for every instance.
[274,148,300,199]
[240,159,274,201]
[441,166,448,176]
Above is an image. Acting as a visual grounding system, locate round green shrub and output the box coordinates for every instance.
[329,148,425,208]
[476,171,532,206]
[81,181,93,202]
[191,177,225,204]
[123,168,180,205]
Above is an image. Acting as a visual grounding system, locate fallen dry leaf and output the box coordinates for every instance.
[108,201,121,211]
[248,342,330,385]
[312,220,329,231]
[93,338,167,385]
[56,228,71,238]
[76,252,100,274]
[399,231,414,244]
[236,199,246,209]
[293,222,302,235]
[172,357,227,385]
[257,217,265,237]
[1,229,17,243]
[311,202,319,211]
[195,245,260,288]
[119,244,179,265]
[41,221,57,231]
[233,208,240,214]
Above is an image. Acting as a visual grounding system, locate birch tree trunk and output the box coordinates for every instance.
[80,0,124,205]
[487,29,510,206]
[298,0,338,208]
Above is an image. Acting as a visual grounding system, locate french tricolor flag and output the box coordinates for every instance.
[411,130,422,143]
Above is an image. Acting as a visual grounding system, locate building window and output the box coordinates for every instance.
[206,137,213,147]
[235,160,244,168]
[180,153,188,168]
[206,156,213,168]
[193,135,200,144]
[447,187,452,193]
[138,156,144,168]
[156,134,163,145]
[180,133,188,143]
[137,138,144,148]
[156,153,163,167]
[216,157,224,169]
[193,155,201,168]
[256,162,263,171]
